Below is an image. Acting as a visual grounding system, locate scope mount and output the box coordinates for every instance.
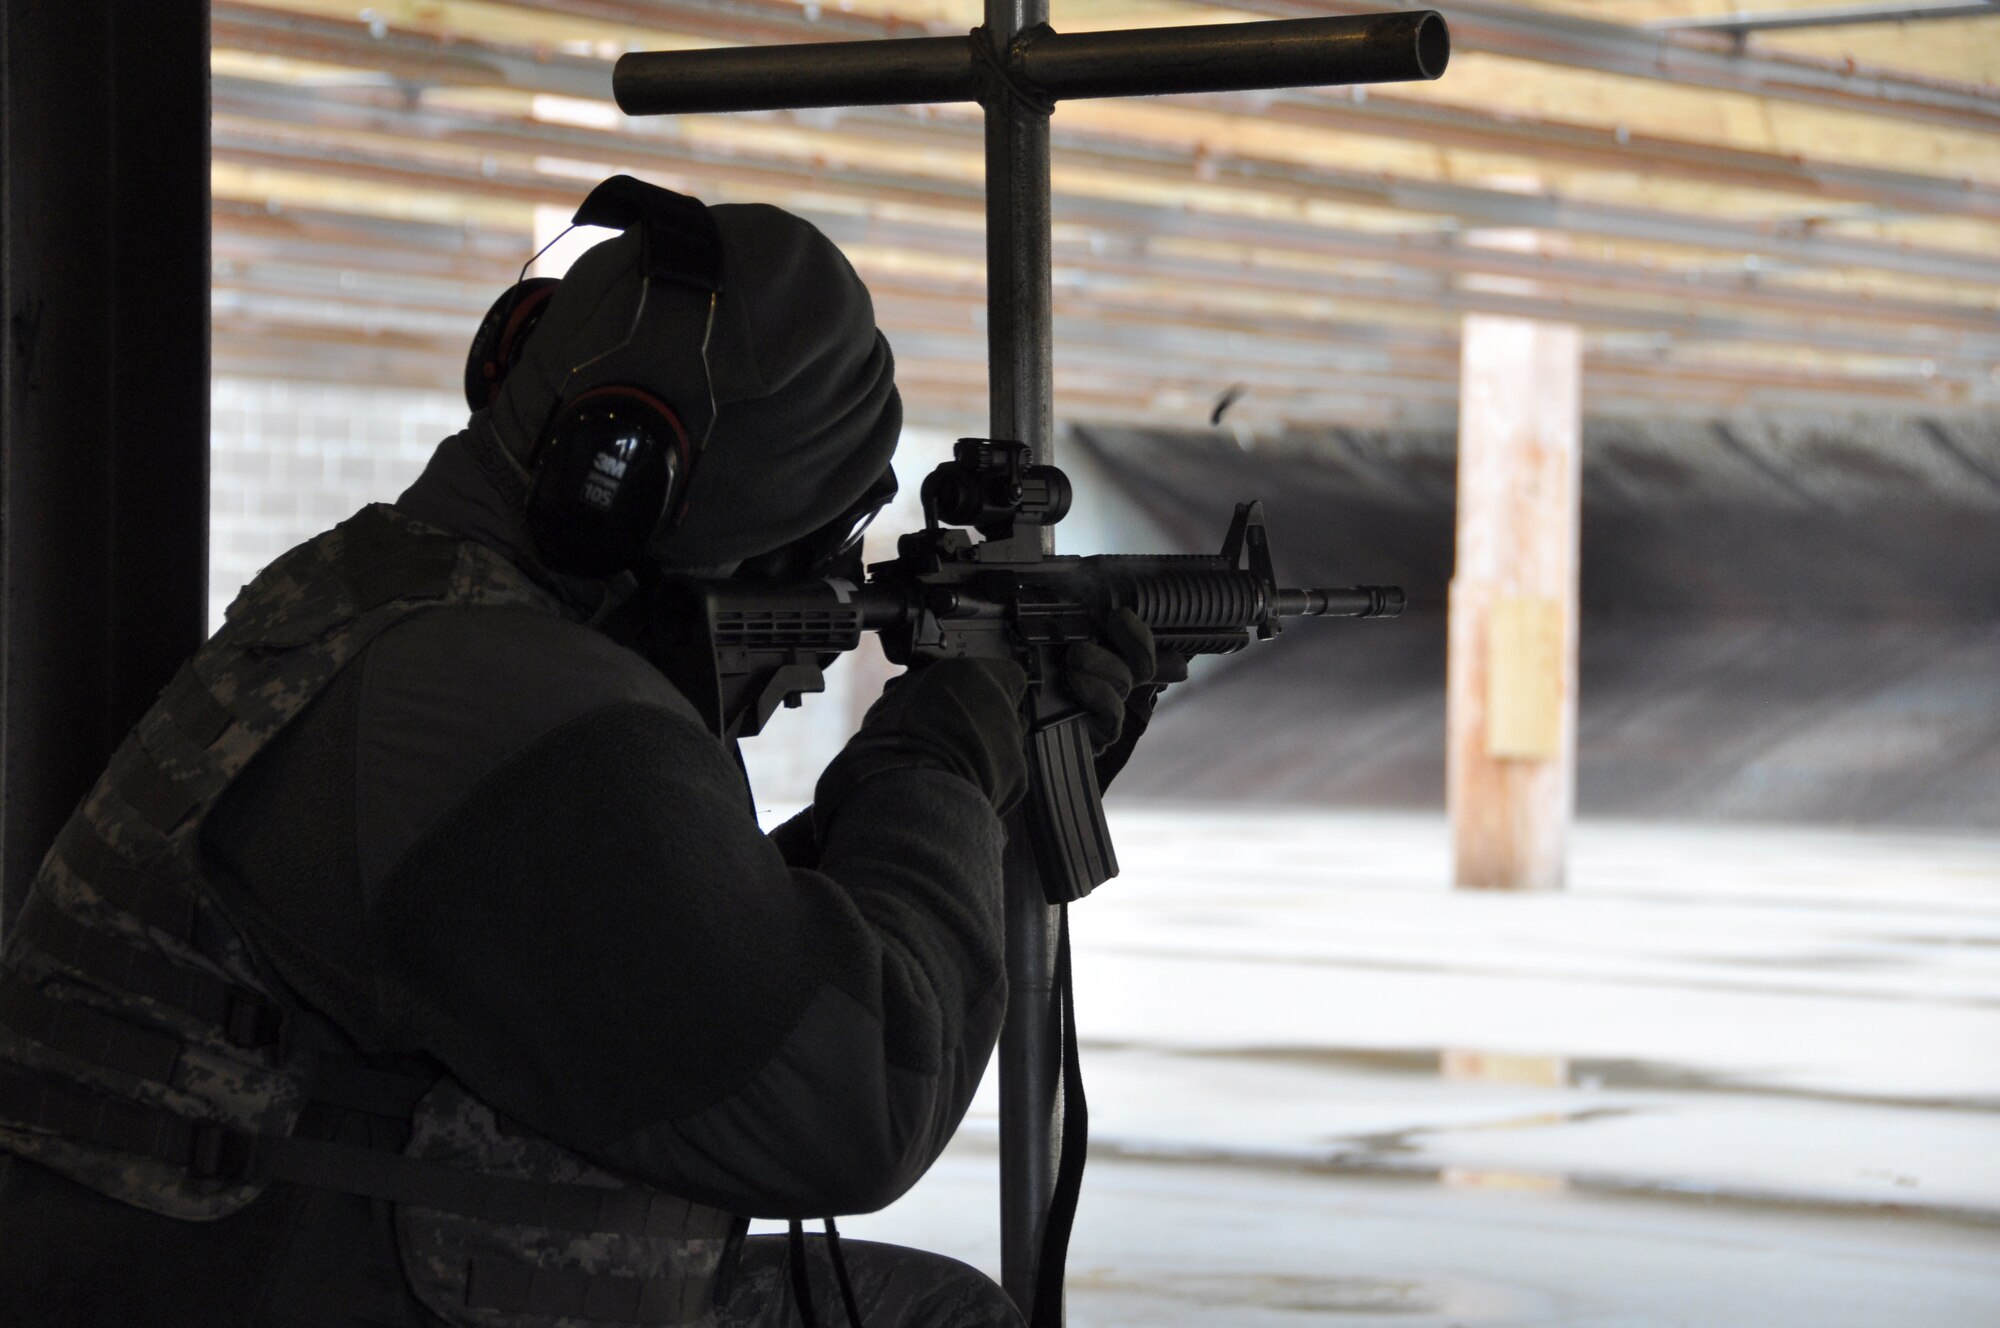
[920,438,1073,542]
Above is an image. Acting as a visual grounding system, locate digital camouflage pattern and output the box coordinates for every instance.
[0,505,741,1326]
[0,503,547,1217]
[398,1078,740,1328]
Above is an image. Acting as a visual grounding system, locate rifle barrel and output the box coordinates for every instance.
[1273,585,1406,619]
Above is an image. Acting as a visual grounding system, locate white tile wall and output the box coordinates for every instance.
[208,376,466,629]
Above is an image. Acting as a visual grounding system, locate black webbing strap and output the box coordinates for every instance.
[0,972,184,1085]
[14,900,282,1050]
[0,1064,228,1176]
[55,826,199,945]
[822,1217,866,1328]
[256,1135,737,1237]
[787,1219,822,1328]
[0,1049,733,1242]
[1029,906,1087,1328]
[157,663,236,750]
[465,1254,715,1325]
[337,508,462,612]
[347,549,460,615]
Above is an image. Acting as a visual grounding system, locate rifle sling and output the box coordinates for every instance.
[1029,905,1088,1328]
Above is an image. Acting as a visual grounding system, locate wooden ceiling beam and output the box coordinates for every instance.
[210,74,2000,288]
[317,0,2000,136]
[207,127,2000,380]
[203,89,2000,364]
[1228,0,2000,135]
[211,318,1958,424]
[209,149,1997,387]
[207,1,2000,423]
[211,241,1982,412]
[211,3,2000,223]
[209,207,2000,376]
[211,199,527,282]
[213,188,2000,344]
[1648,2,2000,37]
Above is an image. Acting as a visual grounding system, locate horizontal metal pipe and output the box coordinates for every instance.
[616,11,1446,116]
[1020,12,1447,99]
[615,34,976,114]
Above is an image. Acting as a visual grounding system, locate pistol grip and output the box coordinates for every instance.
[1023,714,1119,904]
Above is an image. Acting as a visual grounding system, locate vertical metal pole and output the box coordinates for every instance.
[984,0,1060,1319]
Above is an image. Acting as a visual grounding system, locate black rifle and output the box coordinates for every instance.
[651,437,1403,903]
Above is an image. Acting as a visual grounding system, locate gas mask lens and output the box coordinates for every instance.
[803,470,897,579]
[727,471,897,583]
[826,506,879,564]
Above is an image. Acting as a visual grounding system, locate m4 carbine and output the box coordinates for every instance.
[653,438,1403,903]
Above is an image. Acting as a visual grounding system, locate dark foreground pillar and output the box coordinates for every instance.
[0,3,211,932]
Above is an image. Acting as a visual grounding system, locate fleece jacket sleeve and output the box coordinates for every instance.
[766,807,819,869]
[337,607,1005,1219]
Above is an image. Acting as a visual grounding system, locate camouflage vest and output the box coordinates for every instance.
[0,505,741,1327]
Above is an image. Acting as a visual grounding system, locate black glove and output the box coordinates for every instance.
[1061,610,1193,791]
[816,658,1030,827]
[1061,608,1156,751]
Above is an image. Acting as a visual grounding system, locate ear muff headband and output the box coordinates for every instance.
[573,174,723,293]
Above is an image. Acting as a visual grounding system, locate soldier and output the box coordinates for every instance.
[0,177,1155,1327]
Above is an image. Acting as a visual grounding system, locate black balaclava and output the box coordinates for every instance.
[486,202,902,573]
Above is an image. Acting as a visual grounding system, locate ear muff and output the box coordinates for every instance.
[463,277,561,411]
[500,176,725,577]
[524,386,691,577]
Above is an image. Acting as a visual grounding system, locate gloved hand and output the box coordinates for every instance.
[1063,609,1191,790]
[816,658,1031,827]
[1061,607,1157,752]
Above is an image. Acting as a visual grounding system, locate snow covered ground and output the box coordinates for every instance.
[820,809,2000,1326]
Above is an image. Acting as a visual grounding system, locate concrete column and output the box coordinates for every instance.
[1446,312,1582,891]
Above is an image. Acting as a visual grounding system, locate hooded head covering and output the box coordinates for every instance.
[486,200,901,571]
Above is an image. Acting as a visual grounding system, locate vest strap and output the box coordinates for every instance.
[337,508,462,611]
[158,663,236,750]
[15,900,283,1050]
[56,825,199,945]
[1,1054,733,1246]
[348,549,461,613]
[0,972,184,1085]
[254,1135,738,1236]
[113,743,202,835]
[0,1065,229,1176]
[466,1254,715,1325]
